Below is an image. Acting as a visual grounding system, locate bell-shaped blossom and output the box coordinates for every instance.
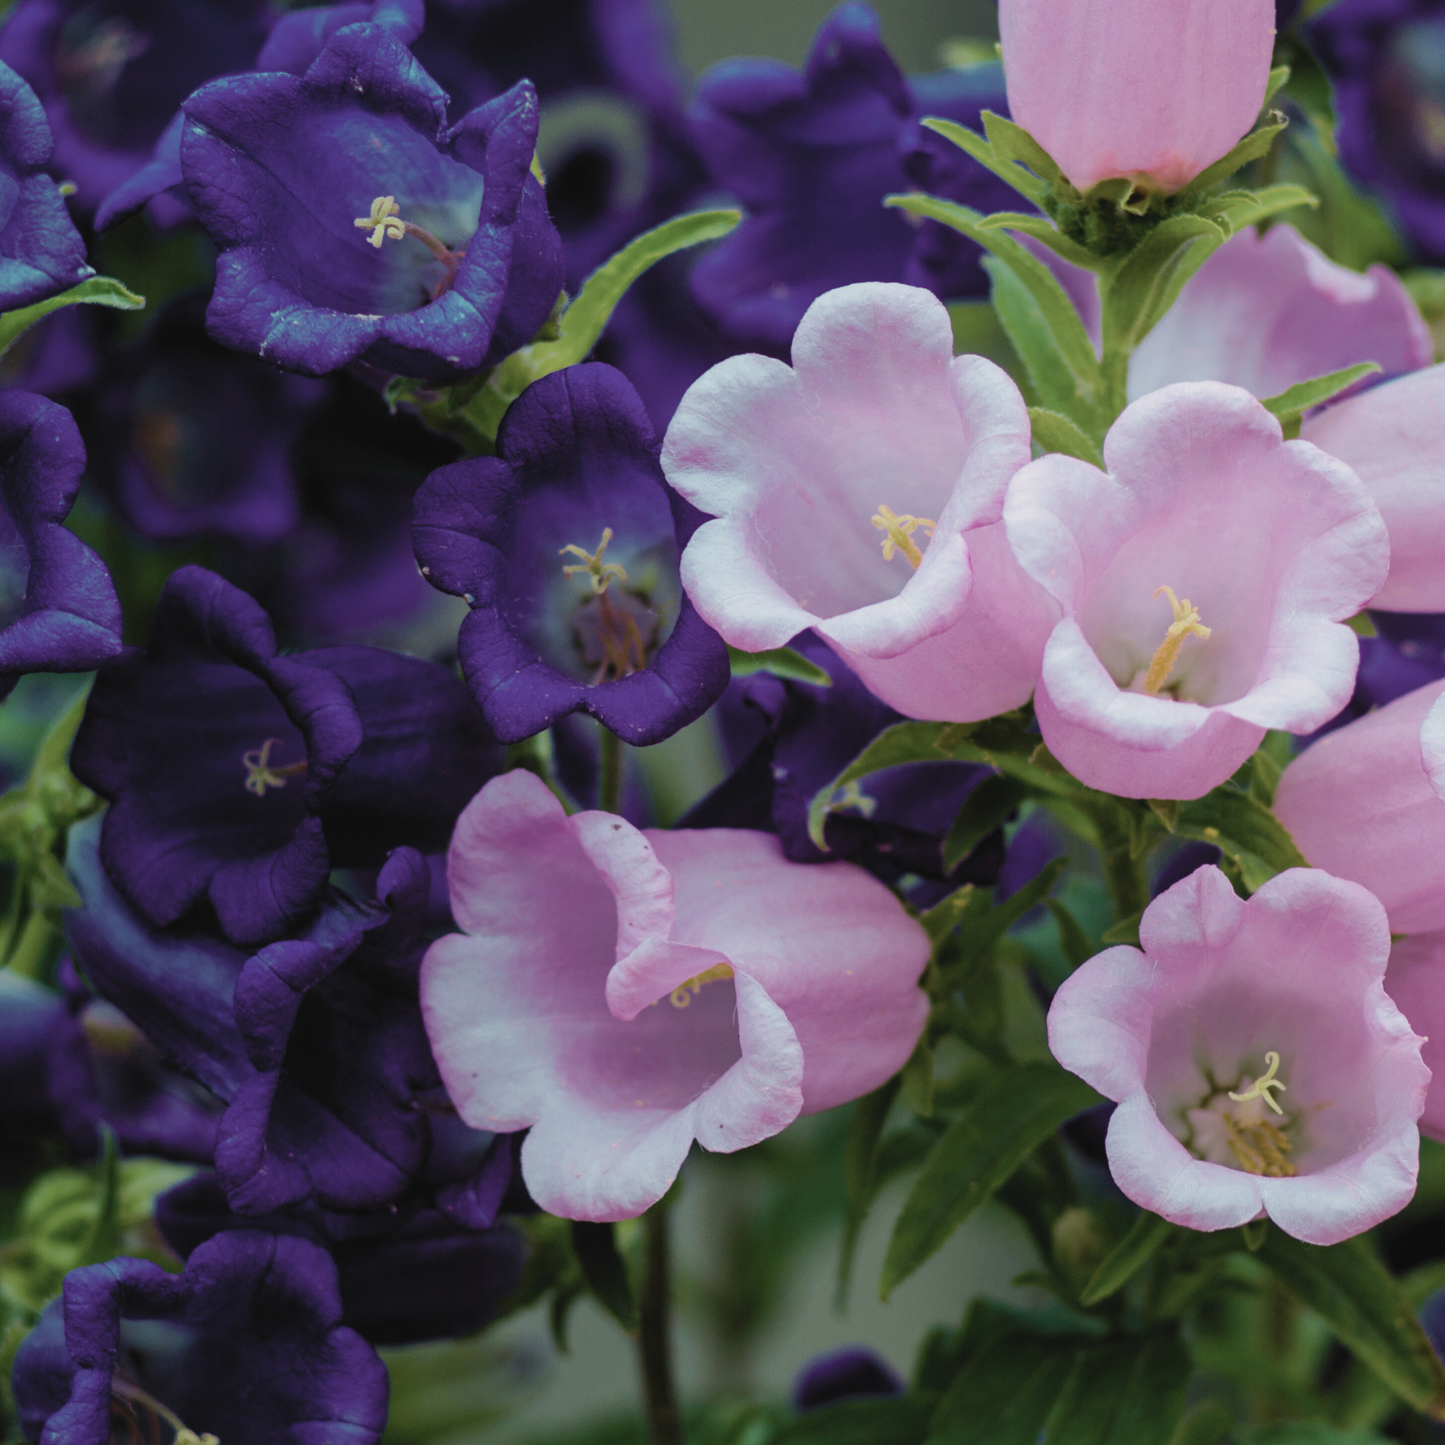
[179,24,563,380]
[1048,864,1428,1245]
[1301,366,1445,612]
[1311,0,1445,264]
[793,1348,903,1411]
[663,281,1056,723]
[0,59,90,308]
[70,565,500,947]
[0,0,271,216]
[685,630,1003,903]
[1382,930,1445,1144]
[421,769,930,1221]
[1274,678,1445,934]
[0,389,121,701]
[998,0,1276,196]
[686,3,1016,351]
[1128,223,1432,402]
[10,1230,388,1445]
[1003,382,1389,799]
[413,361,729,746]
[155,1171,527,1347]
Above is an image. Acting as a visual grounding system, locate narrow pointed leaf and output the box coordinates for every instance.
[727,644,832,686]
[570,1221,637,1333]
[981,111,1071,192]
[1102,215,1226,356]
[1079,1211,1175,1305]
[1028,407,1105,467]
[1041,1333,1191,1445]
[1209,183,1318,234]
[975,213,1102,269]
[920,116,1048,208]
[942,774,1029,872]
[0,275,144,356]
[1261,362,1380,423]
[990,263,1097,428]
[1174,787,1307,892]
[881,1061,1101,1297]
[929,1332,1081,1444]
[1177,119,1289,200]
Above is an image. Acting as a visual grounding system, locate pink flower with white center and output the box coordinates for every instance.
[1128,224,1432,403]
[1048,865,1428,1245]
[1385,931,1445,1144]
[660,281,1057,724]
[1003,382,1389,799]
[1275,679,1445,935]
[419,769,930,1222]
[999,0,1275,197]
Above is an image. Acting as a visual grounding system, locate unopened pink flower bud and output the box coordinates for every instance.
[999,0,1277,196]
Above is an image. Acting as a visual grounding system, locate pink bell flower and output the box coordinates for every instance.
[1274,679,1445,935]
[660,281,1057,723]
[1385,931,1445,1143]
[998,0,1276,197]
[419,769,931,1222]
[1003,382,1389,799]
[1048,865,1428,1245]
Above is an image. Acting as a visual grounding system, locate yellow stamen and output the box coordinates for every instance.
[871,505,936,569]
[669,962,734,1009]
[1228,1050,1287,1115]
[1144,585,1211,694]
[242,738,307,797]
[111,1378,219,1445]
[1223,1113,1296,1176]
[560,527,628,595]
[354,195,405,250]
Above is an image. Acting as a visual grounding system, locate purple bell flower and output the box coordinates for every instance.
[0,58,90,308]
[684,632,1003,901]
[66,817,481,1216]
[69,565,500,947]
[687,2,1017,351]
[0,389,121,702]
[412,362,729,745]
[792,1346,903,1411]
[79,297,324,546]
[10,1230,388,1445]
[0,970,80,1172]
[155,1170,528,1346]
[178,23,564,380]
[0,0,271,218]
[1311,0,1445,262]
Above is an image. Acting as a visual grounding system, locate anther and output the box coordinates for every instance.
[669,962,734,1008]
[354,195,406,250]
[560,528,629,595]
[871,505,936,569]
[242,738,308,798]
[1228,1050,1287,1115]
[1144,585,1211,695]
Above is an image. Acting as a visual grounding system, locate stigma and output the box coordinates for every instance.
[1144,585,1210,694]
[1228,1050,1286,1115]
[669,962,734,1008]
[871,505,936,569]
[560,528,628,595]
[242,738,307,797]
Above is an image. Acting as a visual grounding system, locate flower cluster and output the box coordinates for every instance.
[2,0,1445,1440]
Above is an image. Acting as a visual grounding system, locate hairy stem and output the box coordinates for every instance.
[637,1208,683,1445]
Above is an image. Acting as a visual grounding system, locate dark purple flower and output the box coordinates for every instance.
[0,0,271,217]
[156,1170,527,1345]
[1310,0,1445,261]
[0,389,121,702]
[683,632,1002,900]
[179,24,564,380]
[78,297,323,545]
[10,1230,388,1445]
[413,361,729,745]
[0,305,99,397]
[0,969,80,1173]
[66,817,488,1215]
[95,0,427,231]
[70,565,500,946]
[1304,610,1445,740]
[686,2,1016,351]
[0,57,90,308]
[792,1347,903,1411]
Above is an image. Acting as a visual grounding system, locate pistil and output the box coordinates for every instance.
[871,505,936,569]
[668,962,734,1009]
[354,195,467,299]
[1228,1049,1287,1115]
[1144,585,1211,694]
[560,528,628,594]
[562,529,654,683]
[111,1377,219,1445]
[242,738,308,797]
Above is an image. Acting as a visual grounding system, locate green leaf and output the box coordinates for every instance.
[1255,1230,1445,1418]
[726,645,832,687]
[946,299,1029,390]
[774,1397,936,1445]
[1174,786,1307,891]
[900,1038,935,1117]
[1346,611,1378,638]
[1100,910,1142,946]
[836,1077,901,1307]
[1078,1211,1174,1306]
[1044,899,1093,972]
[949,857,1067,978]
[974,213,1101,270]
[1206,183,1319,234]
[919,116,1049,209]
[942,775,1028,873]
[1235,1427,1393,1445]
[0,275,144,356]
[929,1332,1080,1445]
[1147,798,1179,832]
[75,1125,120,1268]
[1101,214,1227,358]
[1261,362,1380,424]
[1265,64,1292,107]
[881,1061,1101,1297]
[1177,118,1289,200]
[1275,34,1339,152]
[1027,407,1104,468]
[1040,1333,1191,1445]
[1171,1405,1235,1445]
[570,1221,636,1333]
[981,112,1072,193]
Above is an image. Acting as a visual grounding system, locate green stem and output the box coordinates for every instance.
[637,1208,682,1445]
[598,726,623,815]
